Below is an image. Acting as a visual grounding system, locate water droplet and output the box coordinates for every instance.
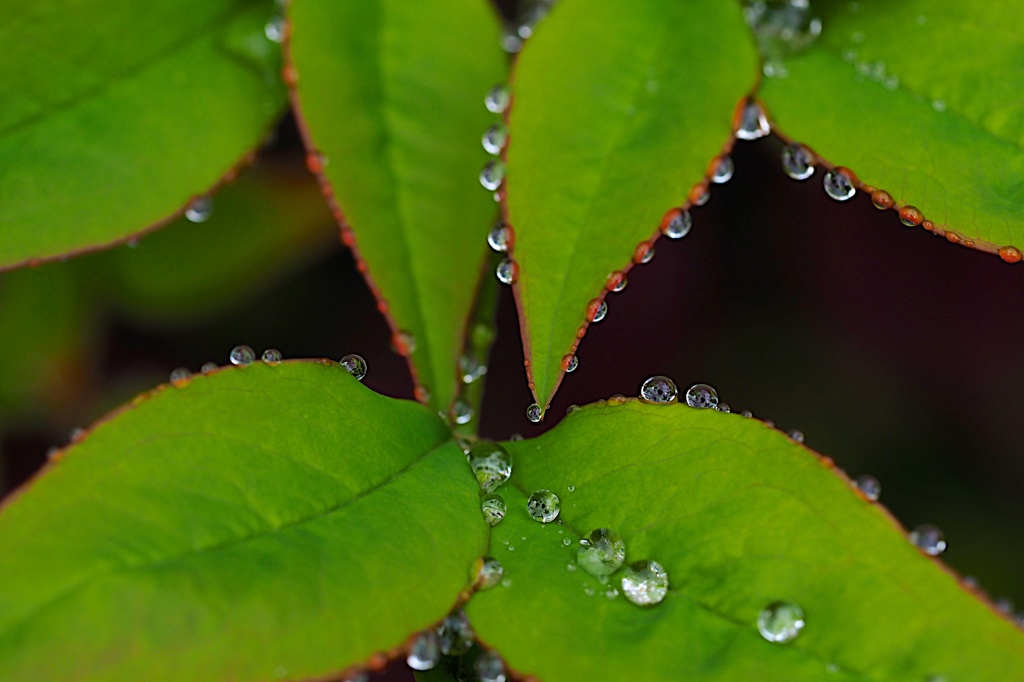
[200,362,217,374]
[526,403,544,423]
[485,84,511,114]
[229,345,256,366]
[621,560,669,606]
[688,181,710,206]
[481,494,506,526]
[999,245,1023,264]
[854,474,881,501]
[562,537,572,546]
[460,353,488,384]
[340,354,368,381]
[711,155,735,184]
[185,196,212,223]
[899,205,924,227]
[607,394,628,406]
[685,383,719,409]
[741,409,753,418]
[496,258,518,284]
[583,584,596,597]
[475,557,504,590]
[606,271,627,292]
[169,367,191,385]
[567,562,578,572]
[527,490,560,523]
[660,207,693,239]
[480,160,506,191]
[452,399,474,425]
[787,429,805,443]
[744,0,822,67]
[633,241,655,264]
[70,427,86,443]
[757,601,805,643]
[823,168,857,201]
[475,651,506,682]
[736,101,770,140]
[910,524,947,555]
[587,299,608,323]
[566,404,580,415]
[567,484,576,492]
[509,433,524,441]
[469,441,512,493]
[639,375,678,404]
[717,402,731,413]
[391,331,417,355]
[932,99,947,112]
[261,348,282,365]
[406,631,440,671]
[436,610,474,656]
[264,16,284,43]
[995,596,1016,614]
[781,142,815,180]
[871,189,895,210]
[487,223,511,252]
[577,528,626,577]
[482,123,508,156]
[500,26,524,53]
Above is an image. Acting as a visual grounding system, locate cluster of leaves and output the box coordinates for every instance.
[0,0,1021,681]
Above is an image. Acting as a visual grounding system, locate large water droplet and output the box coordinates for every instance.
[482,123,508,155]
[481,494,506,526]
[854,474,881,501]
[487,223,510,252]
[475,651,507,682]
[621,560,669,606]
[484,84,511,114]
[469,441,512,493]
[261,348,282,365]
[910,524,947,555]
[480,160,506,191]
[685,383,719,409]
[406,631,440,671]
[185,196,212,223]
[527,490,560,523]
[577,528,626,577]
[781,142,815,180]
[757,601,805,643]
[711,155,735,184]
[496,257,518,284]
[639,375,678,404]
[660,207,693,239]
[452,399,474,425]
[475,556,504,590]
[823,168,856,201]
[340,354,367,381]
[229,345,255,366]
[526,403,544,423]
[437,610,474,656]
[736,101,770,140]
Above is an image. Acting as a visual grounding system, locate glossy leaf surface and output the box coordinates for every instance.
[0,0,285,269]
[288,0,506,410]
[506,0,757,411]
[0,362,485,681]
[759,0,1024,255]
[468,401,1024,681]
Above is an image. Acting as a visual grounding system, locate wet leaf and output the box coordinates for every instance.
[0,0,286,270]
[287,0,507,411]
[505,0,757,412]
[759,0,1024,257]
[467,401,1024,681]
[0,362,485,681]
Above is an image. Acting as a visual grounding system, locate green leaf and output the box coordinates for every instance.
[287,0,507,410]
[0,0,285,270]
[467,401,1024,681]
[506,0,757,411]
[758,0,1024,258]
[0,362,486,681]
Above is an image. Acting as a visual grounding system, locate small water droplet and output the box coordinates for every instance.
[757,601,805,643]
[496,257,518,285]
[717,402,731,413]
[485,84,511,114]
[340,354,367,381]
[436,610,474,656]
[459,353,488,384]
[605,587,620,600]
[871,189,895,210]
[823,168,857,201]
[899,205,924,227]
[577,528,626,577]
[711,155,735,184]
[169,367,191,385]
[639,375,678,404]
[509,433,524,442]
[583,584,596,597]
[185,196,212,223]
[567,562,577,572]
[482,123,508,155]
[741,410,753,418]
[562,537,572,546]
[566,404,580,415]
[688,181,710,206]
[264,16,284,43]
[200,361,217,374]
[475,651,506,682]
[475,557,504,590]
[607,394,628,406]
[787,429,805,443]
[995,596,1016,614]
[452,400,474,425]
[910,524,947,555]
[606,271,627,292]
[621,560,669,606]
[526,403,544,423]
[391,331,417,355]
[567,484,576,492]
[685,383,719,409]
[469,441,512,493]
[406,631,440,671]
[487,223,511,252]
[932,99,947,112]
[660,207,693,239]
[633,241,655,264]
[854,474,881,501]
[229,345,255,366]
[561,354,578,373]
[781,142,815,180]
[736,101,770,140]
[587,299,608,323]
[527,490,560,523]
[500,26,524,53]
[261,348,282,365]
[480,160,506,191]
[481,494,506,526]
[70,427,86,443]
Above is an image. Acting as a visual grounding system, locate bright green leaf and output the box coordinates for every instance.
[0,0,285,270]
[759,0,1024,256]
[287,0,506,411]
[468,401,1024,681]
[0,362,486,681]
[506,0,757,411]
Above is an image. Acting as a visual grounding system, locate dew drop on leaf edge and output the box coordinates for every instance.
[823,168,856,201]
[639,375,678,404]
[229,345,255,366]
[340,354,367,381]
[685,383,719,409]
[781,142,815,180]
[406,630,439,671]
[910,524,947,555]
[854,474,881,501]
[261,348,282,365]
[526,403,543,423]
[475,650,507,682]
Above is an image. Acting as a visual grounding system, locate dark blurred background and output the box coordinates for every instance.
[1,2,1021,679]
